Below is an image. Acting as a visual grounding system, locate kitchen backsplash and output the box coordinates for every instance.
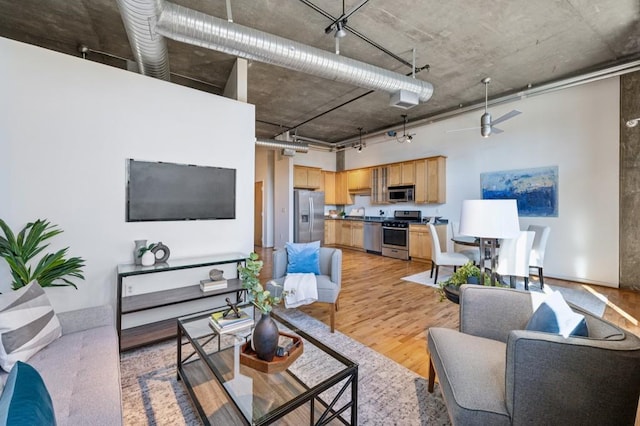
[325,194,445,219]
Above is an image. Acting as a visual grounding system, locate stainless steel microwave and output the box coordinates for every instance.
[388,185,414,203]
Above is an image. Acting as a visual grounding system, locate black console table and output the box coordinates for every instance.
[117,253,248,351]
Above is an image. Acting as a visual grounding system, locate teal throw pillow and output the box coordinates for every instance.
[286,241,321,275]
[0,361,56,426]
[525,290,589,338]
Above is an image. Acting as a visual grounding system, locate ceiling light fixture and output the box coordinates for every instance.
[334,20,347,38]
[356,127,364,152]
[397,115,413,143]
[626,117,640,128]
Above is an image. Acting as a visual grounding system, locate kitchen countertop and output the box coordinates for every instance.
[325,216,448,224]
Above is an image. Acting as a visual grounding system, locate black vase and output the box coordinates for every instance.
[252,312,279,361]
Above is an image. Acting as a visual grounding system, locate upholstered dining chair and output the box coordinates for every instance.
[450,220,481,265]
[490,230,535,290]
[269,246,342,332]
[527,224,550,289]
[429,224,470,284]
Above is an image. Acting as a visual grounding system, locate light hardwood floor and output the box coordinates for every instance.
[256,246,640,379]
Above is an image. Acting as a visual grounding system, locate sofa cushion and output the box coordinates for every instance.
[0,282,62,372]
[428,328,510,426]
[525,290,588,338]
[285,241,321,274]
[0,361,56,425]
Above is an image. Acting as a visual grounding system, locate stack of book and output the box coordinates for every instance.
[200,279,228,292]
[209,310,253,334]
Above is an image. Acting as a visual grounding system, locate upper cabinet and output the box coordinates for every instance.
[323,171,336,204]
[371,167,389,204]
[347,168,372,192]
[415,156,446,204]
[388,161,415,186]
[334,171,353,205]
[294,166,322,189]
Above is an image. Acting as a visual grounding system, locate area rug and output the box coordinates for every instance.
[120,310,451,426]
[401,268,453,288]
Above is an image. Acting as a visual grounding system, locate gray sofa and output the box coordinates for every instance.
[1,305,122,425]
[427,285,640,425]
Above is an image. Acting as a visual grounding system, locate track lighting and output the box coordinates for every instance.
[356,127,364,152]
[626,117,640,128]
[334,20,347,38]
[397,115,414,143]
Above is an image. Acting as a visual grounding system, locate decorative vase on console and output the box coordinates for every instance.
[238,252,288,361]
[133,240,147,265]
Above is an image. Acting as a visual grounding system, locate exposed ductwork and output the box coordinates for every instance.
[115,0,171,80]
[116,0,433,103]
[255,138,309,153]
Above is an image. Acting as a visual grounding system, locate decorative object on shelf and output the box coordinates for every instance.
[209,268,224,281]
[240,331,303,373]
[0,219,85,290]
[133,240,147,265]
[137,243,156,266]
[238,252,289,361]
[151,241,170,263]
[436,262,491,303]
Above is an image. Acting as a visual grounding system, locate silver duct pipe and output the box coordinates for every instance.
[256,139,309,153]
[155,1,433,102]
[115,0,171,80]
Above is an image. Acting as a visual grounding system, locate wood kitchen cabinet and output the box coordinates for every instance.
[334,171,353,205]
[324,220,336,245]
[294,166,322,189]
[339,221,352,246]
[409,224,447,263]
[414,156,446,204]
[347,168,372,191]
[323,171,337,204]
[371,167,389,204]
[334,220,364,250]
[388,161,415,186]
[351,221,364,249]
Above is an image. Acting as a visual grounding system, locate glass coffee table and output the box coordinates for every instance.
[177,306,358,425]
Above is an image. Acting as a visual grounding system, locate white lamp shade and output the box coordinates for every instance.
[459,199,520,238]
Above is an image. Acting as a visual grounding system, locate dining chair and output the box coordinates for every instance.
[450,220,481,264]
[429,224,470,284]
[491,230,535,290]
[527,225,551,289]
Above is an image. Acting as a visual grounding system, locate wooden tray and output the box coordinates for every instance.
[240,332,303,373]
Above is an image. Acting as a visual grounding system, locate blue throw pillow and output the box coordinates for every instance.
[0,361,56,425]
[525,291,589,338]
[286,241,321,275]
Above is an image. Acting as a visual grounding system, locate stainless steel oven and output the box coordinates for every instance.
[382,225,409,260]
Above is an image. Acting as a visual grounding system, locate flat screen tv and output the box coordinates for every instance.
[126,159,236,222]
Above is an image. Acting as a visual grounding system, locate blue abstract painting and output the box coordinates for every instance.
[481,166,559,217]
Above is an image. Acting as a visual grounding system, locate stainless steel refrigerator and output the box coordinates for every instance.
[293,190,325,244]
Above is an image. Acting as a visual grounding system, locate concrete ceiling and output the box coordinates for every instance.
[1,0,639,144]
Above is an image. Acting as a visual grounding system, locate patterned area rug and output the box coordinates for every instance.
[120,309,451,425]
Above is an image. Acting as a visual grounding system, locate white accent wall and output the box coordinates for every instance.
[297,78,621,287]
[0,38,256,311]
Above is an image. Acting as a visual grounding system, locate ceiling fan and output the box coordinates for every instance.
[448,77,522,137]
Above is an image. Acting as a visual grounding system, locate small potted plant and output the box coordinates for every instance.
[436,261,491,303]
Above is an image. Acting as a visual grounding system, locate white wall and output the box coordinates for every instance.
[301,78,620,287]
[0,38,256,311]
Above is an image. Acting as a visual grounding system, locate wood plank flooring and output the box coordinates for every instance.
[255,246,640,379]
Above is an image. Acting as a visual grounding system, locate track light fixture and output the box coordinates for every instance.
[626,117,640,128]
[397,115,413,143]
[356,127,364,152]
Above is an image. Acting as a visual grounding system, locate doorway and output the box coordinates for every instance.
[254,181,263,247]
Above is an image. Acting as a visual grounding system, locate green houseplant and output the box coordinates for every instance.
[0,219,85,290]
[436,261,491,302]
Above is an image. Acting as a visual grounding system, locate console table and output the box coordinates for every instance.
[117,253,248,352]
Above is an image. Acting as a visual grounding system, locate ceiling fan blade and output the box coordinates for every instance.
[446,126,479,133]
[491,109,521,126]
[491,126,504,134]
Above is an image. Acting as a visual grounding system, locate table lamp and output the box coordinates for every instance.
[459,199,520,285]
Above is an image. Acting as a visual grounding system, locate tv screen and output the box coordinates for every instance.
[126,159,236,221]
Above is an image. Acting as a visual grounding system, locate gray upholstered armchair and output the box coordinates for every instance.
[269,247,342,332]
[427,285,640,425]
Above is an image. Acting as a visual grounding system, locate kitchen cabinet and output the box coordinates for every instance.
[339,221,352,246]
[388,161,415,186]
[335,220,364,249]
[371,167,389,204]
[409,224,446,263]
[414,156,446,204]
[335,171,353,205]
[347,168,372,191]
[323,171,337,204]
[294,166,322,189]
[324,220,336,245]
[351,221,364,249]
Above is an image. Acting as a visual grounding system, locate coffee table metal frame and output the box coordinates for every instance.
[177,307,359,425]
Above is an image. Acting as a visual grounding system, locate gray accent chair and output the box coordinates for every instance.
[269,247,342,332]
[427,285,640,425]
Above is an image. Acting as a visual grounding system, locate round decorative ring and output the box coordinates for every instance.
[151,242,170,263]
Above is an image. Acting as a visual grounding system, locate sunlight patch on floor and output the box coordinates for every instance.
[581,284,638,326]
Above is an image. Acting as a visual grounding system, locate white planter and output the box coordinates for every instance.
[141,251,155,266]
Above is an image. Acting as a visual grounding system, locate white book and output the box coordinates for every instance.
[200,279,228,292]
[209,317,254,334]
